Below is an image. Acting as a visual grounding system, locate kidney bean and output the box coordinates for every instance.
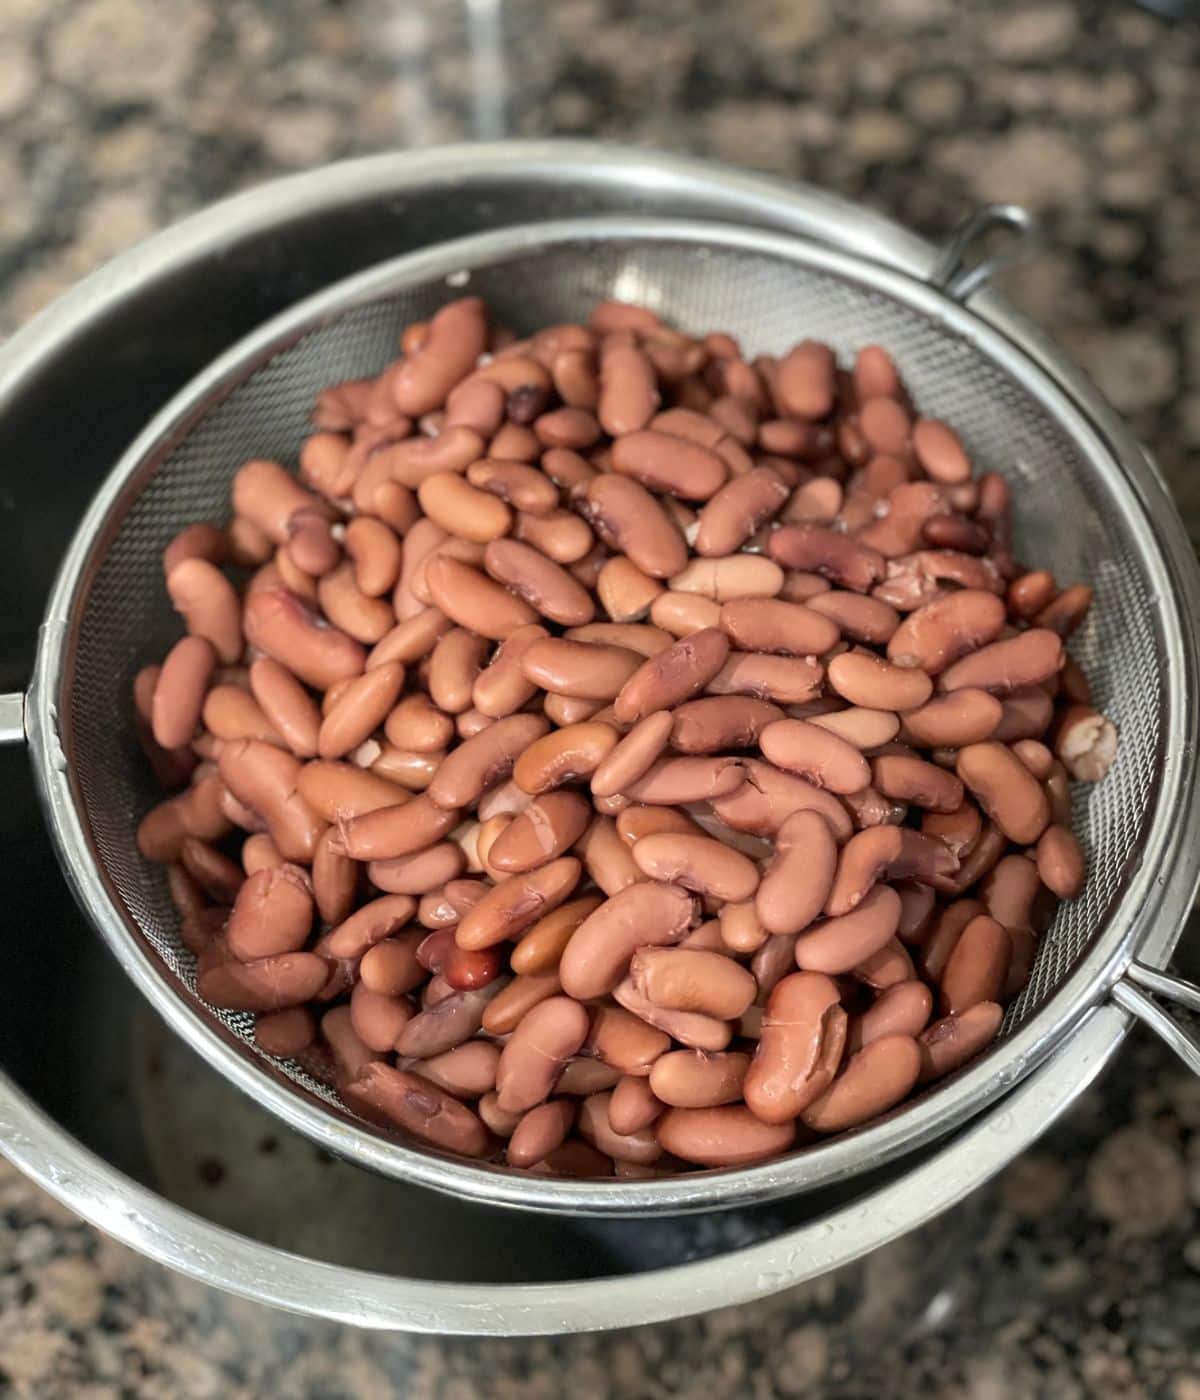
[851,345,902,402]
[827,827,957,916]
[872,754,963,813]
[648,1050,750,1109]
[1055,704,1118,782]
[957,742,1051,845]
[608,1076,664,1135]
[410,1040,500,1100]
[751,807,837,938]
[566,622,672,658]
[560,882,696,1000]
[620,756,747,805]
[163,522,230,579]
[178,836,243,905]
[886,590,1006,676]
[476,1091,523,1139]
[426,629,487,716]
[514,637,640,702]
[608,429,726,500]
[487,792,593,874]
[509,513,592,571]
[254,1006,316,1058]
[352,935,423,1001]
[593,557,661,624]
[337,793,461,862]
[494,996,591,1114]
[200,951,329,1012]
[656,1104,794,1167]
[367,840,466,894]
[393,980,506,1060]
[708,758,852,844]
[617,806,706,848]
[756,718,869,795]
[940,914,1011,1013]
[312,662,405,762]
[584,1004,670,1078]
[1034,583,1093,639]
[389,298,488,417]
[166,558,243,669]
[827,651,933,713]
[345,1063,491,1158]
[137,776,230,863]
[631,832,757,903]
[1035,824,1085,898]
[793,882,905,974]
[243,588,366,691]
[506,1099,576,1168]
[481,538,594,628]
[941,628,1063,695]
[503,895,601,978]
[895,881,937,943]
[453,857,582,951]
[801,1033,921,1132]
[613,977,732,1052]
[706,652,824,706]
[801,592,896,648]
[477,972,560,1037]
[631,943,755,1025]
[846,980,932,1054]
[808,709,897,751]
[418,555,537,643]
[214,740,323,863]
[576,1092,663,1165]
[648,590,721,638]
[381,693,453,754]
[910,418,971,484]
[668,554,783,603]
[717,597,839,659]
[510,720,618,794]
[604,628,727,725]
[773,340,834,419]
[225,862,313,962]
[581,474,688,578]
[692,467,790,558]
[151,636,216,750]
[426,713,551,812]
[900,689,1003,748]
[1011,739,1054,782]
[712,901,763,955]
[294,762,407,824]
[585,710,669,799]
[918,1001,1004,1083]
[741,971,847,1124]
[921,803,983,864]
[769,525,884,594]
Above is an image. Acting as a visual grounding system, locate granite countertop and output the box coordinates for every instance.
[2,0,1199,1395]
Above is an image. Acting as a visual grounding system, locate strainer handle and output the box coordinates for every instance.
[1111,963,1200,1078]
[929,203,1039,302]
[0,693,24,747]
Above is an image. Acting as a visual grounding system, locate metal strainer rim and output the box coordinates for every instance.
[28,214,1200,1215]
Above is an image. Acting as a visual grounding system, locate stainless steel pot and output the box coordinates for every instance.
[1,142,1197,1332]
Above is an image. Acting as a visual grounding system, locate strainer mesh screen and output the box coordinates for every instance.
[64,238,1162,1126]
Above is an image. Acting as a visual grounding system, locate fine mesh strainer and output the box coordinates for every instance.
[9,214,1200,1216]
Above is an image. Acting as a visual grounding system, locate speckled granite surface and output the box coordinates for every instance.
[2,0,1199,1395]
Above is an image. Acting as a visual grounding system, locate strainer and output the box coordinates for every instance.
[5,210,1200,1217]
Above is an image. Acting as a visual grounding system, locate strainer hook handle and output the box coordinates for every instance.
[0,693,24,748]
[1111,963,1200,1078]
[929,203,1039,303]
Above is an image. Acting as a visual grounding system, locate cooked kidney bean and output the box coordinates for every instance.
[137,297,1106,1176]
